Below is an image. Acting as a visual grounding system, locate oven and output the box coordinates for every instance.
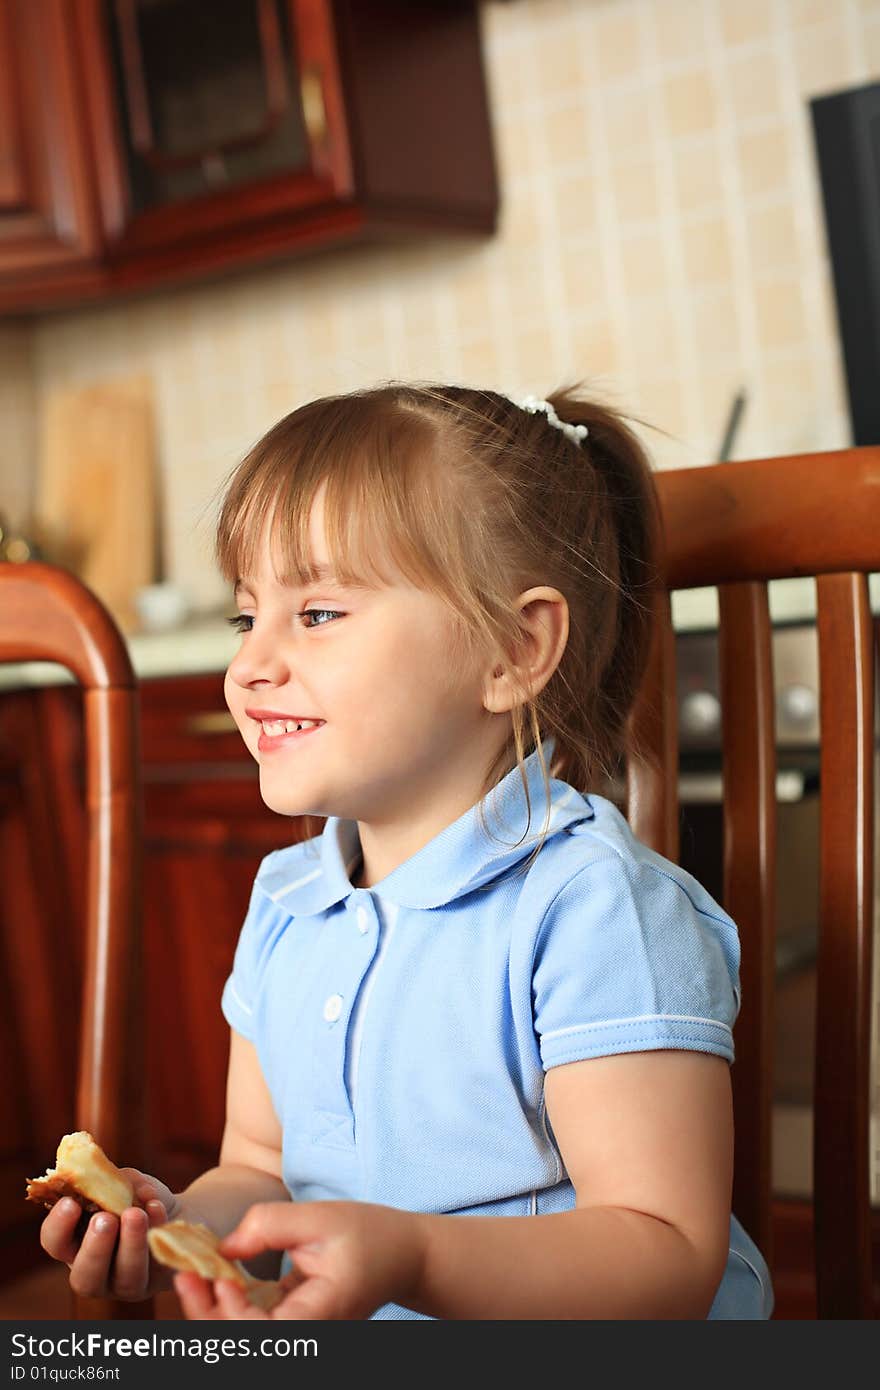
[674,619,880,1206]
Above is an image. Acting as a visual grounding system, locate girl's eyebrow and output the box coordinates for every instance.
[282,564,376,591]
[233,568,375,599]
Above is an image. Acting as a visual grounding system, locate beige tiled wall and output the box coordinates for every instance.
[5,0,880,611]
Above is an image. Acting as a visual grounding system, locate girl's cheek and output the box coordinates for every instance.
[223,668,242,709]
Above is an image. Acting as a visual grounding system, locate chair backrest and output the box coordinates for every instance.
[626,447,878,1319]
[0,563,146,1319]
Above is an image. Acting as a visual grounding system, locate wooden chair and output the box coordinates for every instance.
[0,562,148,1319]
[626,447,879,1319]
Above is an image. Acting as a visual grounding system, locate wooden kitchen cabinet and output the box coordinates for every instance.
[1,0,498,315]
[0,0,104,290]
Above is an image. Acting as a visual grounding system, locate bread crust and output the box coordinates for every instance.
[147,1219,284,1310]
[26,1131,135,1217]
[27,1134,283,1311]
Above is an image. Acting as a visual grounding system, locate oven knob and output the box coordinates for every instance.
[777,682,817,729]
[680,689,721,737]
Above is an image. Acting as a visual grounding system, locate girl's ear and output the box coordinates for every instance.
[482,588,569,714]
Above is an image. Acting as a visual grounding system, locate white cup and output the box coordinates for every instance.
[134,582,190,632]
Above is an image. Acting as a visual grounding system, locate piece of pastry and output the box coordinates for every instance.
[26,1131,135,1217]
[148,1219,285,1311]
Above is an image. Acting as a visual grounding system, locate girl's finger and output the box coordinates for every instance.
[174,1272,221,1320]
[270,1274,340,1321]
[109,1206,150,1300]
[221,1201,312,1260]
[215,1281,262,1320]
[67,1212,119,1298]
[124,1172,173,1214]
[145,1199,168,1228]
[40,1198,87,1265]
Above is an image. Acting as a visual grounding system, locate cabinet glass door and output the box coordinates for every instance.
[105,0,313,211]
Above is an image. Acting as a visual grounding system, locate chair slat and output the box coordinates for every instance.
[626,590,678,860]
[815,572,874,1318]
[717,581,777,1266]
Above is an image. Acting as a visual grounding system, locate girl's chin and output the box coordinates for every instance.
[257,778,317,820]
[259,787,304,815]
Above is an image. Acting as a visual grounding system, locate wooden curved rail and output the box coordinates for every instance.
[0,563,135,689]
[656,448,880,589]
[0,564,145,1320]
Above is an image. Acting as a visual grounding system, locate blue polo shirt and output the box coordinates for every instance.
[222,742,773,1319]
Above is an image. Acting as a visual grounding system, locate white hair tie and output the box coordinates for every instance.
[515,395,588,445]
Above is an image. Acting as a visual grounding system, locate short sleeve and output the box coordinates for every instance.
[221,865,289,1040]
[532,854,741,1069]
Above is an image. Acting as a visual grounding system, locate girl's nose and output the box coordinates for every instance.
[227,628,289,688]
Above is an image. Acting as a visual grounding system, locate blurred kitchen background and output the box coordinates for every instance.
[2,0,878,618]
[2,0,880,1320]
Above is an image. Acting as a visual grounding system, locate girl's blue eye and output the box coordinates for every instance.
[227,614,254,633]
[225,609,342,634]
[298,608,342,628]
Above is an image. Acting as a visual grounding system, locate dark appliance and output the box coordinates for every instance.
[811,80,880,445]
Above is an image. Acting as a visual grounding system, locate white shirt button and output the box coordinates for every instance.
[323,994,343,1023]
[356,906,370,934]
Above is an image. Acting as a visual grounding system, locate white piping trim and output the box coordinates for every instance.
[542,1012,733,1042]
[267,866,323,900]
[227,981,253,1016]
[727,1248,768,1304]
[529,1189,537,1216]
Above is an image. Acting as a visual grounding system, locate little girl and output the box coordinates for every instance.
[41,383,773,1319]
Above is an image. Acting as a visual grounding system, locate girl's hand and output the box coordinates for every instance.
[39,1169,181,1301]
[174,1200,426,1321]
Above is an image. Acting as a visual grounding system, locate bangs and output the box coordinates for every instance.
[215,390,478,628]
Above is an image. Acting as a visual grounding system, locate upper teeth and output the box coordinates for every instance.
[261,719,322,735]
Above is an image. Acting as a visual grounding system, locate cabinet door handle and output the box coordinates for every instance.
[301,67,328,144]
[183,711,239,736]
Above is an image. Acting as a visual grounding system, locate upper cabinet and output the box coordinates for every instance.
[0,0,104,294]
[0,0,498,316]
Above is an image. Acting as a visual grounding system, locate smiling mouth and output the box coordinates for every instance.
[259,718,324,736]
[257,720,325,752]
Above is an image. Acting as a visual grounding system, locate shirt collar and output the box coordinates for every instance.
[259,738,595,916]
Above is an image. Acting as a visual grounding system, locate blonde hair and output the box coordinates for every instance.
[216,382,661,876]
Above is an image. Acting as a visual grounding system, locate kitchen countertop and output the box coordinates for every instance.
[1,576,879,691]
[0,614,240,691]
